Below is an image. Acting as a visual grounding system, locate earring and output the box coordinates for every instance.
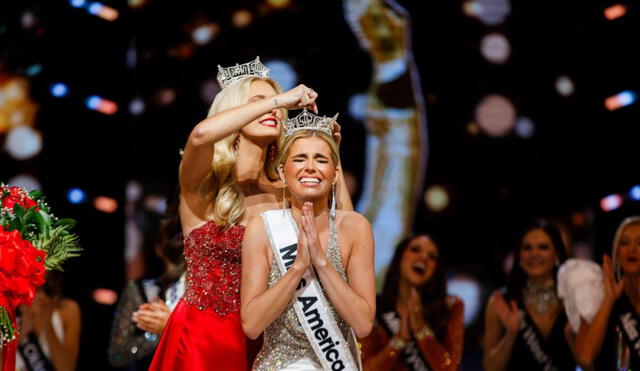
[330,182,336,219]
[268,143,276,165]
[282,181,287,210]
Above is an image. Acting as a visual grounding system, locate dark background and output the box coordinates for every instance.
[1,0,639,368]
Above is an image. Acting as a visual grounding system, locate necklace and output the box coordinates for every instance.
[523,279,558,315]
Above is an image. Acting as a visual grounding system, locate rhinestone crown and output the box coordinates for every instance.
[217,57,270,89]
[283,109,338,138]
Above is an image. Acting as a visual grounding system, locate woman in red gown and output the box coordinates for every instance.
[149,57,320,370]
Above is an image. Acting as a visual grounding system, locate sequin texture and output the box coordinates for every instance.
[182,221,245,316]
[253,214,357,370]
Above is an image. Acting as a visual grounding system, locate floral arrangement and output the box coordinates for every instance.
[0,184,81,351]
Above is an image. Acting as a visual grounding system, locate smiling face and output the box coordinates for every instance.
[617,223,640,275]
[280,135,338,203]
[399,236,439,286]
[519,228,558,280]
[239,80,283,144]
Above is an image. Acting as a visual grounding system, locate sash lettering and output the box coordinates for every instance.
[377,305,430,371]
[615,295,640,363]
[517,310,558,371]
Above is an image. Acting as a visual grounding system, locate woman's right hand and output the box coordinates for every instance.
[292,224,311,272]
[492,292,520,336]
[603,254,624,305]
[274,84,318,113]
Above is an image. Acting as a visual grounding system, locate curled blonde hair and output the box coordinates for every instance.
[612,215,640,278]
[199,76,284,228]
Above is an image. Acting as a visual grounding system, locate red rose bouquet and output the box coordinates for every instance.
[0,184,80,367]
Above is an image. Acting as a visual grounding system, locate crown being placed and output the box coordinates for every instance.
[217,57,270,89]
[283,109,339,138]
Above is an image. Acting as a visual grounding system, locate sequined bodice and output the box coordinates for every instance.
[253,215,355,370]
[182,221,245,316]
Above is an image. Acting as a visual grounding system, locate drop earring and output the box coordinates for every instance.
[330,182,336,219]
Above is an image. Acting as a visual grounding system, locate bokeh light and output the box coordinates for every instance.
[630,185,640,201]
[265,60,297,91]
[605,90,636,111]
[474,94,516,137]
[191,23,219,45]
[348,93,367,121]
[7,174,41,191]
[447,276,483,326]
[5,126,42,160]
[555,75,575,97]
[424,185,449,212]
[92,288,118,305]
[463,0,511,26]
[480,33,510,64]
[86,95,118,115]
[232,9,253,28]
[67,188,87,204]
[514,117,534,138]
[94,196,119,213]
[604,4,626,20]
[51,83,69,97]
[600,194,622,212]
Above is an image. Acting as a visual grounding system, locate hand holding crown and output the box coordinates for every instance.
[273,84,318,113]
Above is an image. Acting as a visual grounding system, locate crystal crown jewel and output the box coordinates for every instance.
[217,57,270,89]
[283,109,338,138]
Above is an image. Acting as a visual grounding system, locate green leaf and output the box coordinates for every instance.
[8,217,21,232]
[54,218,77,230]
[33,211,47,234]
[13,203,25,218]
[28,190,43,200]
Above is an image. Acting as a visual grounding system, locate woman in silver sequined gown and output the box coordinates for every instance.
[241,128,376,370]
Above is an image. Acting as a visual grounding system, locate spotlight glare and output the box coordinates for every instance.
[630,185,640,201]
[600,194,623,212]
[51,83,69,97]
[605,90,637,111]
[67,188,87,204]
[447,276,482,326]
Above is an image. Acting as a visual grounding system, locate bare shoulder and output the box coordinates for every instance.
[336,210,371,231]
[57,298,81,321]
[244,215,267,239]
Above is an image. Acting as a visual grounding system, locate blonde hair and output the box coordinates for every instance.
[199,76,284,229]
[276,129,340,169]
[612,215,640,278]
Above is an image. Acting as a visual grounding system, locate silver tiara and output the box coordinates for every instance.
[283,109,338,138]
[217,57,270,89]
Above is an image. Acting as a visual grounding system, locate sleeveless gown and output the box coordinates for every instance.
[149,222,246,371]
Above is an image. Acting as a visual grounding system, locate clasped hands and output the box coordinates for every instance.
[292,202,330,272]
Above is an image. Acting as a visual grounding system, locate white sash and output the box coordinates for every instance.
[261,209,360,371]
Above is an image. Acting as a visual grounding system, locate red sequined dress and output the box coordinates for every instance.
[149,222,246,371]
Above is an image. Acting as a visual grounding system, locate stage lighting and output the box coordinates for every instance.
[630,185,640,201]
[604,4,626,20]
[424,185,449,212]
[600,194,622,212]
[266,0,291,9]
[474,94,516,137]
[93,288,118,305]
[6,126,42,160]
[94,196,118,213]
[514,117,534,138]
[348,93,367,121]
[605,90,636,111]
[555,75,575,97]
[192,24,218,45]
[69,0,86,8]
[8,175,41,191]
[86,95,118,115]
[232,10,253,29]
[67,188,87,204]
[51,83,69,97]
[87,2,119,21]
[265,60,297,91]
[480,33,510,64]
[129,97,145,115]
[126,181,142,202]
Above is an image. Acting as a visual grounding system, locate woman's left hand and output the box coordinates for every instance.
[408,287,426,334]
[300,202,329,267]
[332,121,342,148]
